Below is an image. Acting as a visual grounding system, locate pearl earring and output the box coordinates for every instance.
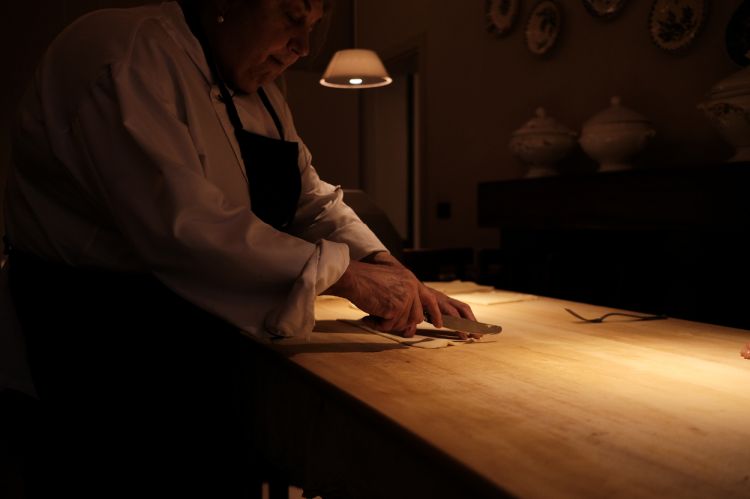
[217,15,225,24]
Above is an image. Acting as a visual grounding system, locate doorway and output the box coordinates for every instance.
[359,50,421,249]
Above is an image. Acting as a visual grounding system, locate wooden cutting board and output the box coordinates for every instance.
[269,294,750,498]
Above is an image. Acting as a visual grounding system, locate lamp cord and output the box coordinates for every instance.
[352,0,357,48]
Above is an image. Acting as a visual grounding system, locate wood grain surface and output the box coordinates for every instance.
[268,293,750,498]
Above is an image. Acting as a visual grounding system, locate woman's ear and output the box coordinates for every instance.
[208,0,235,20]
[214,0,231,18]
[221,0,250,16]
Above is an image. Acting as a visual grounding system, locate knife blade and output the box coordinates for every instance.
[425,312,502,335]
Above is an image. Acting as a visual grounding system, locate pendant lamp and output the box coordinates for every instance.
[320,0,392,89]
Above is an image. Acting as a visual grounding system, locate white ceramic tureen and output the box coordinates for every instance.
[579,96,655,172]
[509,107,577,178]
[698,59,750,163]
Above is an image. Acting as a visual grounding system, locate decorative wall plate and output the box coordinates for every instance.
[486,0,520,37]
[582,0,628,19]
[525,0,562,56]
[649,0,708,52]
[725,0,750,67]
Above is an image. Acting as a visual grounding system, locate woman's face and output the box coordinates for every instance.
[211,0,324,93]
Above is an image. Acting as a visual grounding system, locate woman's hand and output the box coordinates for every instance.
[326,252,477,338]
[325,256,425,336]
[419,284,480,340]
[741,343,750,359]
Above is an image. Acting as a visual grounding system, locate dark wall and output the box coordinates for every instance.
[289,0,743,250]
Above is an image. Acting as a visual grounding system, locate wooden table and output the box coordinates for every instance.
[240,288,750,499]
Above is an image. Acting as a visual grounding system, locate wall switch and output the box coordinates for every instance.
[436,202,452,219]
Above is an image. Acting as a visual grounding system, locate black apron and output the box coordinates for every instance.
[181,2,302,231]
[219,85,301,231]
[5,5,303,496]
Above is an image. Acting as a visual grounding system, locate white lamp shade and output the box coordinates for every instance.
[320,49,392,89]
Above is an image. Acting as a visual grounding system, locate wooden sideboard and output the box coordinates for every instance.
[477,162,750,330]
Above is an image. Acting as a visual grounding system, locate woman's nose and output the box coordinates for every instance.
[288,29,311,58]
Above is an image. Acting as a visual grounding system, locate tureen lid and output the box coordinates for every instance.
[583,97,652,127]
[707,63,750,99]
[513,107,576,136]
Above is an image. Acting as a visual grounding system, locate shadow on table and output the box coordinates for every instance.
[313,320,369,334]
[281,342,407,355]
[274,320,408,355]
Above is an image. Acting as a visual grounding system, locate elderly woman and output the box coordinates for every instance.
[4,0,474,495]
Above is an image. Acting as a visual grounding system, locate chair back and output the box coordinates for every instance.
[342,189,404,262]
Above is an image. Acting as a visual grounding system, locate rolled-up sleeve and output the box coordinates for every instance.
[290,143,388,261]
[67,39,348,339]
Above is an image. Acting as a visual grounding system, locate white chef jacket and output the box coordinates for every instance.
[4,1,386,341]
